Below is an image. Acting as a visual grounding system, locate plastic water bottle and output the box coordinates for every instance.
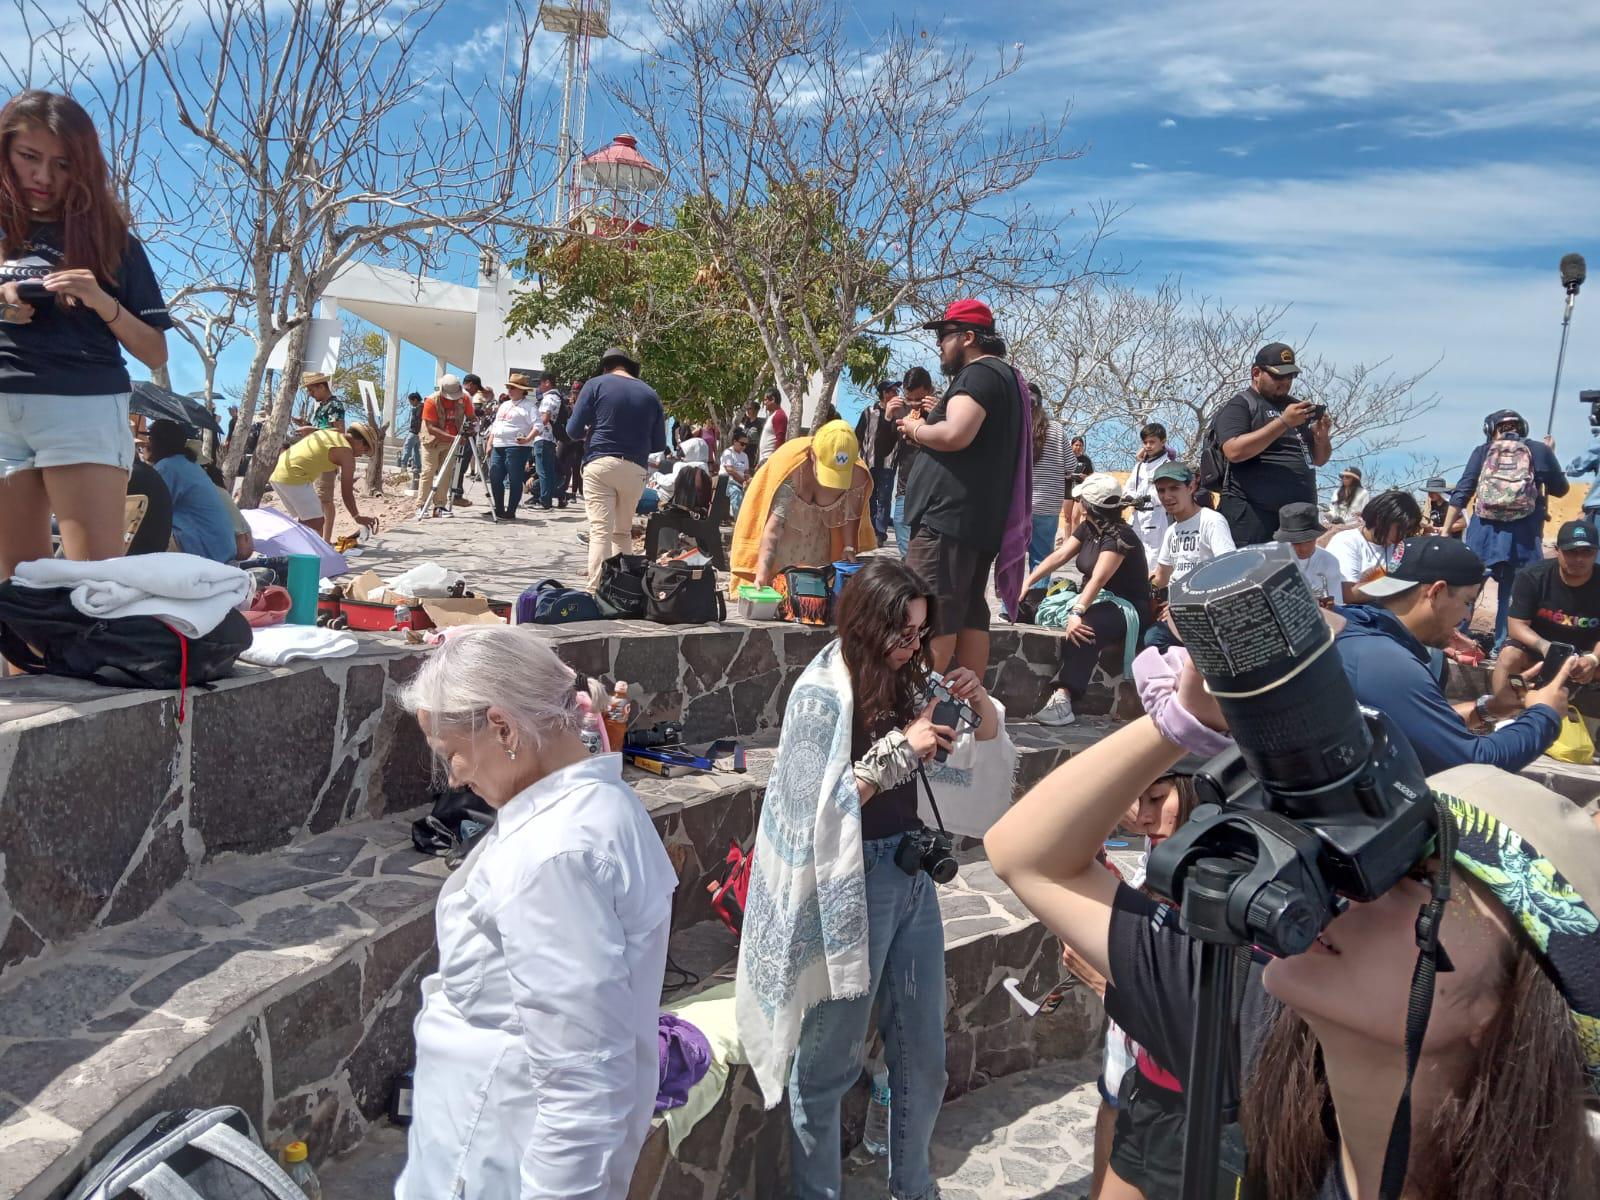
[603,681,632,751]
[280,1141,322,1199]
[862,1063,890,1158]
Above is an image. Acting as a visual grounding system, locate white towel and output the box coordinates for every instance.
[12,553,252,638]
[240,624,359,666]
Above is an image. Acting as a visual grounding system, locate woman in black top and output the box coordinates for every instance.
[1020,472,1153,727]
[989,655,1600,1200]
[0,91,171,577]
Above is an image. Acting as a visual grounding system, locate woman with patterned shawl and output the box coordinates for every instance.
[734,559,1001,1200]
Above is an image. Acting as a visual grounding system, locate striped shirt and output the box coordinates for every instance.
[1033,422,1068,517]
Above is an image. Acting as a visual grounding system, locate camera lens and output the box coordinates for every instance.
[1169,545,1371,814]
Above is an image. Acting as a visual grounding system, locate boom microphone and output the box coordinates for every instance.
[1561,252,1587,293]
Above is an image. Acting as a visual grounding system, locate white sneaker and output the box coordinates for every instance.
[1035,689,1076,726]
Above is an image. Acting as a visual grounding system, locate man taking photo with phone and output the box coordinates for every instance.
[1491,519,1600,710]
[1211,343,1332,545]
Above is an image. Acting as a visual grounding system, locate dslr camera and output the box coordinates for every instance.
[1581,389,1600,429]
[895,825,957,884]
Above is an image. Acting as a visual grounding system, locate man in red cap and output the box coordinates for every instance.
[896,298,1023,675]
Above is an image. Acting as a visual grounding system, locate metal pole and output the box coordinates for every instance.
[1546,292,1578,438]
[554,31,577,226]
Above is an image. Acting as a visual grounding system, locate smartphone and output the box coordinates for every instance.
[1540,642,1577,687]
[929,675,978,763]
[12,279,49,303]
[1306,403,1327,421]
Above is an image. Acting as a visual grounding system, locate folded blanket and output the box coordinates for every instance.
[12,553,252,638]
[240,624,359,666]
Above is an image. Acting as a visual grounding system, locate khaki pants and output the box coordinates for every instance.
[582,455,647,591]
[314,468,337,536]
[418,434,456,509]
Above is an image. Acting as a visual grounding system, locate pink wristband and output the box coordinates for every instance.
[1132,645,1233,757]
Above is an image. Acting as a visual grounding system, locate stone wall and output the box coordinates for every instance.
[0,645,431,982]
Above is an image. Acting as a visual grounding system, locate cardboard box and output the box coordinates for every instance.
[420,597,505,627]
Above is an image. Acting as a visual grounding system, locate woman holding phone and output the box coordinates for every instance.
[0,90,171,577]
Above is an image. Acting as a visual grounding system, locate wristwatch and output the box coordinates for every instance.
[1473,693,1495,728]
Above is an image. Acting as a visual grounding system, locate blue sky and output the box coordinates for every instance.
[143,0,1599,481]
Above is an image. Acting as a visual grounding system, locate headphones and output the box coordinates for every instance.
[1482,410,1528,439]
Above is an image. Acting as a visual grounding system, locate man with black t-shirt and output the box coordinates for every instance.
[1213,343,1332,545]
[899,298,1022,675]
[1494,520,1600,707]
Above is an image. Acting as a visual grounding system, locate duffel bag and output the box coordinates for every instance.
[595,553,649,619]
[517,578,602,624]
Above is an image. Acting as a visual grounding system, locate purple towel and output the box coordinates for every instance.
[994,364,1035,617]
[655,1012,713,1113]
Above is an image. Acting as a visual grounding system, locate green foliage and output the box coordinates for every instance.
[330,324,388,424]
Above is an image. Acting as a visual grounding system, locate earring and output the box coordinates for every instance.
[505,746,517,760]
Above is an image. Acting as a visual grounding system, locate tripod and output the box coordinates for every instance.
[418,426,498,523]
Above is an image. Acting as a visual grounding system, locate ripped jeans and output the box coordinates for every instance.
[788,834,947,1200]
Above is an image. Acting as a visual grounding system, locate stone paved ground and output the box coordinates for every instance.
[320,1058,1103,1199]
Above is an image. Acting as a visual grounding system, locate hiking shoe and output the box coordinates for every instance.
[453,495,472,507]
[1035,689,1076,726]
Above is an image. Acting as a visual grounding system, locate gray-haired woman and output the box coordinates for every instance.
[396,626,677,1200]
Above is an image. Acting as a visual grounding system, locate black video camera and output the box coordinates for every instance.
[1581,389,1600,428]
[895,825,957,884]
[1145,543,1435,957]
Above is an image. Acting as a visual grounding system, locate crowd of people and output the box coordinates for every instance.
[3,84,1598,1200]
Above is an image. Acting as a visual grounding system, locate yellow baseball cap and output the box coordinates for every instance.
[810,419,860,491]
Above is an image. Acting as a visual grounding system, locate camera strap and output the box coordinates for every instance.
[1376,793,1459,1200]
[913,765,951,837]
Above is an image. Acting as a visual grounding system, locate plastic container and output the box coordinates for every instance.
[832,560,862,593]
[280,1142,322,1199]
[286,554,320,626]
[736,584,784,620]
[862,1062,890,1157]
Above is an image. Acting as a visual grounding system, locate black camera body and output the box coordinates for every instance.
[895,825,957,884]
[1581,389,1600,428]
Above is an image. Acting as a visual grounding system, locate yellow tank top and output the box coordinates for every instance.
[271,428,349,486]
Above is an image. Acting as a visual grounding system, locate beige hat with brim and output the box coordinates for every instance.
[302,372,330,387]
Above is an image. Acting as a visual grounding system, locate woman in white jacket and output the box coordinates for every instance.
[397,626,677,1200]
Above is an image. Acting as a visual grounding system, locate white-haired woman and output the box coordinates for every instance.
[396,626,677,1200]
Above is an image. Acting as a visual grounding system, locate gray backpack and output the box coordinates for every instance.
[68,1106,308,1200]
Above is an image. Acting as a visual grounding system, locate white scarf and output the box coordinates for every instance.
[735,641,870,1107]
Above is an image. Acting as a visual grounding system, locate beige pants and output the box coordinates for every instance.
[582,455,647,591]
[418,435,456,509]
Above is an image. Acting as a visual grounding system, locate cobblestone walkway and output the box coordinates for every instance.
[843,1058,1101,1200]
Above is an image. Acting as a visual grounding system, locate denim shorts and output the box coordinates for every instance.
[0,391,134,477]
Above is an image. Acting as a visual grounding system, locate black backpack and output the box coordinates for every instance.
[412,786,495,864]
[595,553,649,619]
[0,582,251,691]
[1198,390,1266,492]
[644,560,726,625]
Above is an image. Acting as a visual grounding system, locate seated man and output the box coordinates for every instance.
[1494,519,1600,708]
[1335,536,1572,775]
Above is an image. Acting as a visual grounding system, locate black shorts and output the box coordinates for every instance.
[1108,1070,1186,1199]
[905,527,994,637]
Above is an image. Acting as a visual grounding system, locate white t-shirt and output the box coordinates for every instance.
[489,396,538,447]
[1326,527,1385,588]
[1156,508,1235,585]
[720,447,749,482]
[1294,545,1344,602]
[535,391,562,442]
[1127,453,1173,562]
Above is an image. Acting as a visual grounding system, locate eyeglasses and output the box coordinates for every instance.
[890,624,927,650]
[935,329,961,344]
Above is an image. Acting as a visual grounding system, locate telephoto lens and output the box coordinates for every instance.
[1166,543,1434,903]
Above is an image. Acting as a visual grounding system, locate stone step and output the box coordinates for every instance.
[0,721,1109,1200]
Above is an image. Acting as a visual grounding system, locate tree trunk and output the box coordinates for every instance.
[362,391,387,496]
[222,346,273,479]
[240,320,310,506]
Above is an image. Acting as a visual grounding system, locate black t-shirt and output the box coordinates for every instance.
[1508,558,1600,653]
[1104,885,1349,1200]
[1073,518,1154,632]
[853,719,921,841]
[125,457,174,556]
[904,357,1021,556]
[1212,388,1317,512]
[0,223,171,395]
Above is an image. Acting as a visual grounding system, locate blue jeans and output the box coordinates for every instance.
[534,438,561,506]
[399,432,420,472]
[1027,512,1059,584]
[488,445,532,516]
[870,467,896,539]
[788,836,946,1200]
[891,494,911,559]
[1462,561,1518,651]
[727,479,745,521]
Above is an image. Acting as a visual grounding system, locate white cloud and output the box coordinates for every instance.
[1017,0,1600,131]
[1219,145,1250,157]
[1130,161,1151,170]
[1159,118,1177,128]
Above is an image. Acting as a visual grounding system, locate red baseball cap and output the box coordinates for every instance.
[921,298,994,331]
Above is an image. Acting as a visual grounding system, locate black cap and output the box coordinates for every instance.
[1360,536,1485,598]
[1254,342,1300,377]
[1557,520,1597,551]
[1274,501,1325,544]
[876,380,901,398]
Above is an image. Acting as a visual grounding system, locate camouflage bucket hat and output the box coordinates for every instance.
[1428,764,1600,1088]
